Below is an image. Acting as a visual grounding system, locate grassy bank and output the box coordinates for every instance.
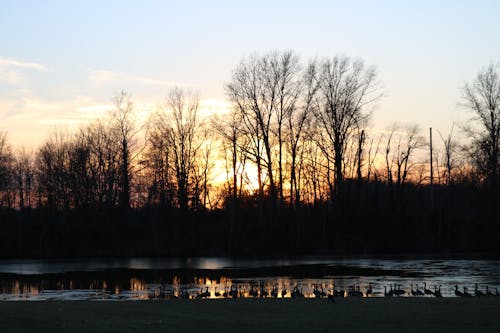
[1,298,499,332]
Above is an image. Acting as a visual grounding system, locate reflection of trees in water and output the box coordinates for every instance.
[1,261,498,300]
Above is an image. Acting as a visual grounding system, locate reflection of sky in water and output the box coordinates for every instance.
[1,258,499,300]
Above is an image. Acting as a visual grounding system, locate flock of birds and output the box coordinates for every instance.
[150,282,500,300]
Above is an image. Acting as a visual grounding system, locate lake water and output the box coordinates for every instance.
[1,257,499,300]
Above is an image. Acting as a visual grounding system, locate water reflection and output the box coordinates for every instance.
[1,258,500,300]
[1,275,499,301]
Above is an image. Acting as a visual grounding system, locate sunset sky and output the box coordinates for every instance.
[1,0,499,148]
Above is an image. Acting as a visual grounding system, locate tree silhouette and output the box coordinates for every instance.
[462,63,500,186]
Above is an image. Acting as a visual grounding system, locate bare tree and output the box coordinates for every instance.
[154,87,201,211]
[285,61,318,208]
[0,132,14,207]
[226,53,278,222]
[384,124,424,186]
[312,56,381,199]
[14,148,34,209]
[462,63,500,185]
[212,109,246,209]
[438,125,458,185]
[111,90,137,209]
[143,124,172,208]
[83,120,121,208]
[268,51,303,207]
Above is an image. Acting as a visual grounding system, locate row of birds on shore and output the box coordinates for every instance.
[152,282,500,300]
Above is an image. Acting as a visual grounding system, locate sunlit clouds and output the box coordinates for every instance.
[0,87,230,148]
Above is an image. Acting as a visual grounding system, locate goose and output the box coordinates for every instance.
[348,285,362,297]
[214,287,221,298]
[356,285,364,297]
[347,285,354,297]
[327,290,335,302]
[229,285,239,298]
[249,285,259,298]
[333,284,343,297]
[165,288,177,299]
[384,286,393,297]
[179,288,190,299]
[454,285,463,297]
[270,284,278,298]
[474,284,485,297]
[486,286,494,297]
[198,287,210,299]
[433,285,442,298]
[319,286,327,298]
[195,288,205,299]
[157,286,166,299]
[394,284,405,296]
[423,282,433,295]
[410,284,418,296]
[281,287,287,298]
[313,284,322,298]
[366,283,373,296]
[415,284,424,296]
[260,285,269,298]
[462,286,471,297]
[222,286,229,298]
[291,286,304,298]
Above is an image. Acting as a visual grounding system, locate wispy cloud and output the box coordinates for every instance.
[88,69,191,87]
[0,57,47,71]
[0,56,47,84]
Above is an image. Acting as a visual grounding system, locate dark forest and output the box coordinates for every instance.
[0,52,499,258]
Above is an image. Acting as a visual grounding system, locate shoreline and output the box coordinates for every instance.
[1,298,499,332]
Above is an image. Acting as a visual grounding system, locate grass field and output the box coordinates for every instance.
[1,297,499,332]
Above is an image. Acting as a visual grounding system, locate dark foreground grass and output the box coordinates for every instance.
[1,298,499,333]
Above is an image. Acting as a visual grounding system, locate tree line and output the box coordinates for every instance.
[0,51,499,257]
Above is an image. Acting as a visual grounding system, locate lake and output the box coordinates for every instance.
[1,257,499,300]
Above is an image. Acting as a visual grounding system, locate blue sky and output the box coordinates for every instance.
[1,0,499,146]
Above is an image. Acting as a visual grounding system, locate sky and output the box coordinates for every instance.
[1,0,499,148]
